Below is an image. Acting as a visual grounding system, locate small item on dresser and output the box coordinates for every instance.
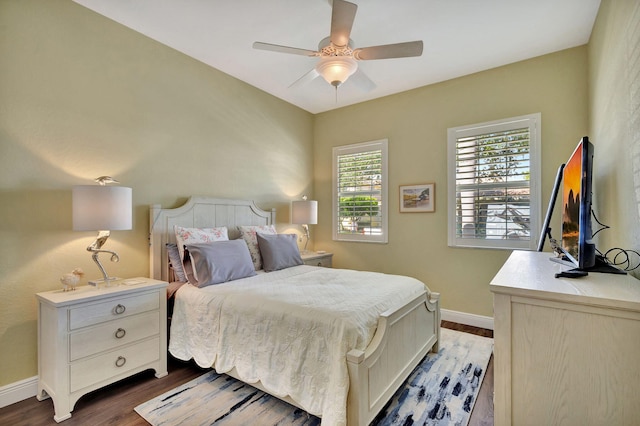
[316,250,326,254]
[60,268,84,291]
[555,269,588,279]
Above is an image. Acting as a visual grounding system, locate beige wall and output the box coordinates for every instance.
[588,0,640,279]
[313,47,589,317]
[0,0,313,386]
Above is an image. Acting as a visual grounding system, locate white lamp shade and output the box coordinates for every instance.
[292,199,318,225]
[72,185,132,231]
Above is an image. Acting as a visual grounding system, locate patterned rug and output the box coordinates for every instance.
[135,328,493,426]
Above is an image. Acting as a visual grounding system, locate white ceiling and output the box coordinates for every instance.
[73,0,601,114]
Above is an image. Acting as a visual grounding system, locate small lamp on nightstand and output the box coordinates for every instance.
[72,176,132,286]
[292,196,318,254]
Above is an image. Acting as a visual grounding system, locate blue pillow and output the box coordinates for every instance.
[257,233,303,272]
[166,243,187,282]
[185,240,256,287]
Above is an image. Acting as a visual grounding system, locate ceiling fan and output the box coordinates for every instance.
[253,0,423,91]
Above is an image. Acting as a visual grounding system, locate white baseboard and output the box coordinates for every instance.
[441,308,494,330]
[0,376,38,409]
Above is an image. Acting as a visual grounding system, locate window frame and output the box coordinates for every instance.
[332,139,388,244]
[447,113,541,250]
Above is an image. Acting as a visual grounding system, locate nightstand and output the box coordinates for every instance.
[36,278,168,422]
[301,251,333,268]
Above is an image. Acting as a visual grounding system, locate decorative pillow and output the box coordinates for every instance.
[166,243,187,283]
[257,233,303,272]
[174,226,228,280]
[185,240,256,287]
[182,249,197,284]
[174,225,228,259]
[238,225,277,270]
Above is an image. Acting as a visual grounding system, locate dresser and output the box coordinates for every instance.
[490,251,640,426]
[36,278,168,422]
[301,251,333,267]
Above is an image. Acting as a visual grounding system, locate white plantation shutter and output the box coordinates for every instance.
[448,114,541,250]
[333,139,388,243]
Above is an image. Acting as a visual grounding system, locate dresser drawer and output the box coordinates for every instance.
[70,337,160,393]
[69,292,159,330]
[69,311,160,361]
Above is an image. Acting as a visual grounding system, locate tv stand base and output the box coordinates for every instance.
[550,254,626,278]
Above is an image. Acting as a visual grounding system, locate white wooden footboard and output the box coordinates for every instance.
[346,289,440,426]
[223,289,440,426]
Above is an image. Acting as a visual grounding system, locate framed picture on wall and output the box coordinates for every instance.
[399,183,435,213]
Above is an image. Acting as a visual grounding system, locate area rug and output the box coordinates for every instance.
[135,328,493,426]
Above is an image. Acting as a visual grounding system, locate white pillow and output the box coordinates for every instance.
[174,226,228,281]
[238,225,276,270]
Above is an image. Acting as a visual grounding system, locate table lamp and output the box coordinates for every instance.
[292,196,318,253]
[72,177,132,286]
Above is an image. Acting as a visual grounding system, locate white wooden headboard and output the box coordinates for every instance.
[149,196,276,282]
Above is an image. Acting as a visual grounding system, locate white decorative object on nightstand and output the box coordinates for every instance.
[301,251,333,268]
[36,278,168,422]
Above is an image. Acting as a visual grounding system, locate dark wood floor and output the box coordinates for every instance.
[0,322,493,426]
[442,321,494,426]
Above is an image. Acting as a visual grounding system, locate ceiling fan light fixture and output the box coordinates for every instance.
[254,0,423,93]
[315,56,357,87]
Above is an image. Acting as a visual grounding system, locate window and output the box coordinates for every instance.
[333,139,388,243]
[447,114,541,250]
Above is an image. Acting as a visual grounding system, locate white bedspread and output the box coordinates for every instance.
[169,265,428,425]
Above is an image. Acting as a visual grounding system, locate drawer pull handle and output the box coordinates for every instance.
[317,262,322,266]
[115,356,126,367]
[115,328,126,339]
[114,304,126,315]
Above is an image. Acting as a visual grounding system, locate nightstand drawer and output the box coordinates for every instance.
[69,292,159,330]
[304,257,332,267]
[302,253,333,268]
[70,337,160,393]
[70,311,160,361]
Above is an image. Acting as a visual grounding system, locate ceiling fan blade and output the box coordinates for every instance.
[330,0,357,47]
[349,68,376,92]
[353,41,424,60]
[253,42,318,57]
[288,68,320,89]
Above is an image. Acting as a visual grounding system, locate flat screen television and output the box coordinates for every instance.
[560,136,596,269]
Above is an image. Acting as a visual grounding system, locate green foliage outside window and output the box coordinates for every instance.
[339,195,380,231]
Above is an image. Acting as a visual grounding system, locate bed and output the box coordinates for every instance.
[149,196,440,425]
